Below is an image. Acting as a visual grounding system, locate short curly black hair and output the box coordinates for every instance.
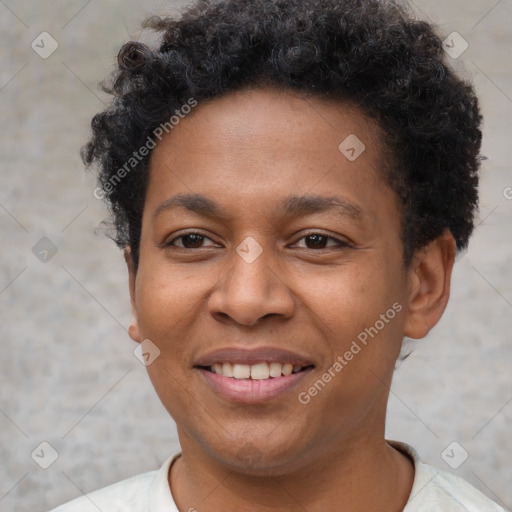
[82,0,482,269]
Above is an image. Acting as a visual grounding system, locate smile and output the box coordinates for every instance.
[203,362,313,380]
[194,347,315,403]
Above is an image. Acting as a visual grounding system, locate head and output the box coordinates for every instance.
[83,0,482,474]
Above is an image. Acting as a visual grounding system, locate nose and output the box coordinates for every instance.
[208,240,295,327]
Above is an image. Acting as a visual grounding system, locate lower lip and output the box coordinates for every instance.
[197,368,313,404]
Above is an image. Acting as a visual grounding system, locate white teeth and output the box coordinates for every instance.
[233,364,251,379]
[269,362,283,378]
[222,362,233,377]
[250,363,270,380]
[209,362,306,379]
[282,363,293,376]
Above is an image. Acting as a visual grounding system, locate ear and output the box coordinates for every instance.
[403,230,457,339]
[124,247,141,344]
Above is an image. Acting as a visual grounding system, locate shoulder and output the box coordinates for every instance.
[47,460,168,512]
[390,441,507,512]
[48,471,155,512]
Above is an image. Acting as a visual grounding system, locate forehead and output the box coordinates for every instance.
[146,87,397,228]
[153,87,384,159]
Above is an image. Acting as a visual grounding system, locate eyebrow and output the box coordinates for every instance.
[153,193,363,222]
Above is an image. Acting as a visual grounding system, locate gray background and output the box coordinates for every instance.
[1,1,511,511]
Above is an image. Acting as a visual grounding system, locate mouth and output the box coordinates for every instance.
[199,362,314,380]
[194,347,315,404]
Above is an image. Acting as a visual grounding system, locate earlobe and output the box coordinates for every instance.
[124,247,141,344]
[403,231,456,340]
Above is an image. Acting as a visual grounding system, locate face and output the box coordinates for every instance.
[127,87,420,475]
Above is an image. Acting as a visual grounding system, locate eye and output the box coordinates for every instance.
[164,231,352,251]
[291,233,352,250]
[166,232,218,249]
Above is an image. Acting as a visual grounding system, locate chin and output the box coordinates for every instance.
[207,437,311,477]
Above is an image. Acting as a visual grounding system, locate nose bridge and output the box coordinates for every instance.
[233,237,273,293]
[210,236,294,326]
[229,236,277,305]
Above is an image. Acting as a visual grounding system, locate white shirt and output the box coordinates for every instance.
[49,441,507,511]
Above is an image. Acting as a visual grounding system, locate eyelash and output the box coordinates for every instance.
[165,231,352,250]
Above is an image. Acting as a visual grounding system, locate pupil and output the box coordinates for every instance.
[306,235,326,249]
[183,234,203,248]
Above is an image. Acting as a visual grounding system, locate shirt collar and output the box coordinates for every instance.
[149,453,182,511]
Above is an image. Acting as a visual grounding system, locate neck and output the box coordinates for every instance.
[169,432,414,511]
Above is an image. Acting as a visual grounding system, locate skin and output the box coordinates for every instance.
[126,87,456,511]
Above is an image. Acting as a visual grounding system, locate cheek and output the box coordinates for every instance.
[133,266,205,420]
[296,263,405,422]
[135,264,201,337]
[312,263,380,321]
[305,257,405,365]
[133,260,223,376]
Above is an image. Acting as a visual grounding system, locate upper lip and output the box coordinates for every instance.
[194,347,315,367]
